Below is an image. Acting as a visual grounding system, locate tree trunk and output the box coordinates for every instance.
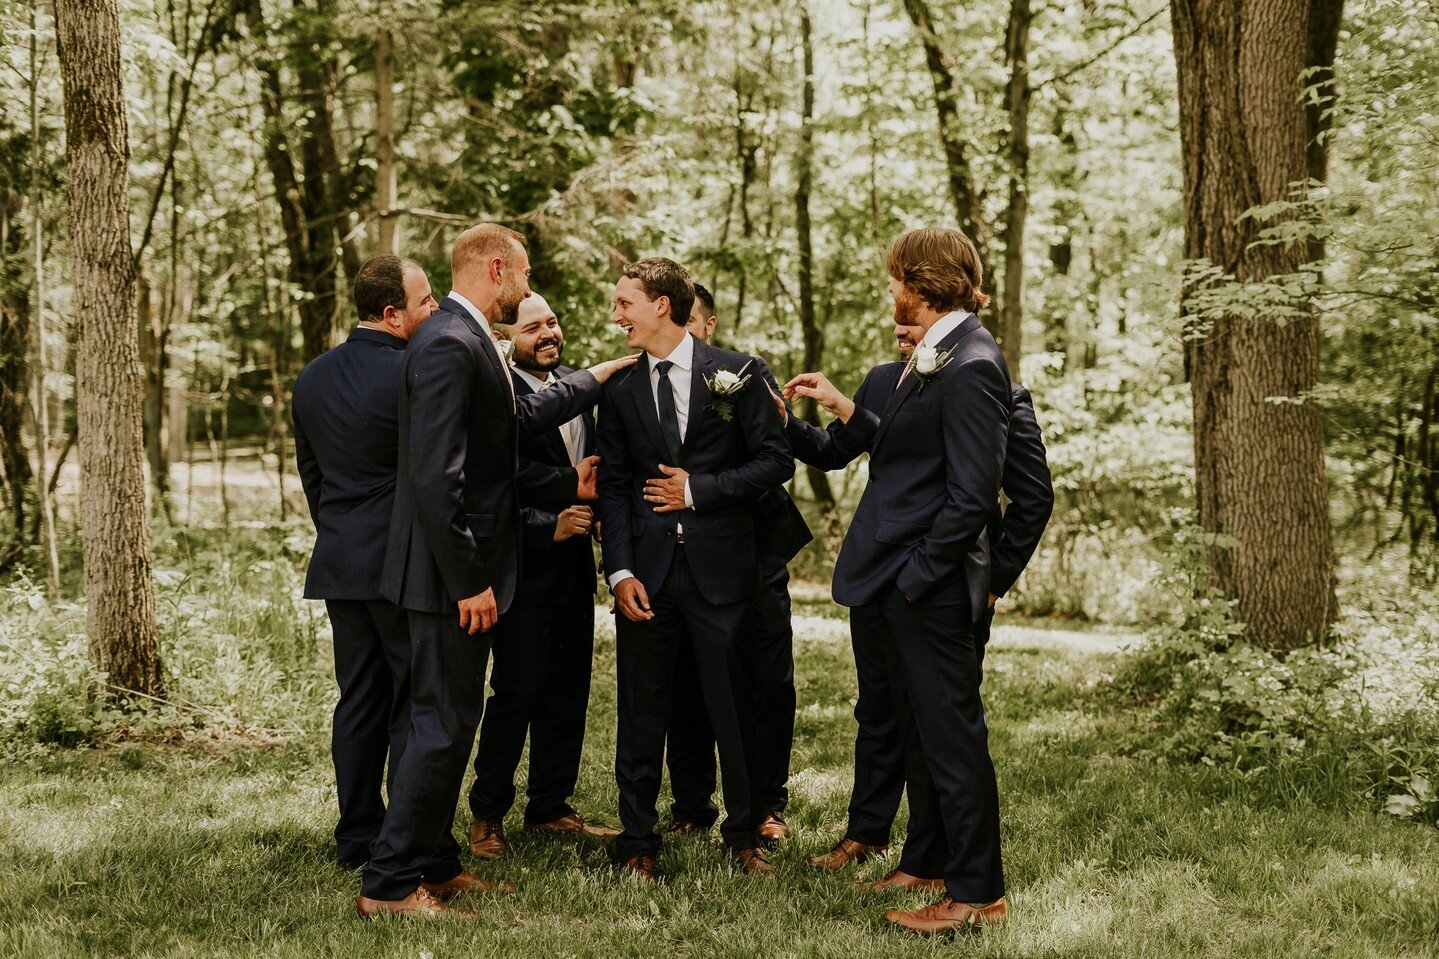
[999,0,1032,382]
[374,26,399,255]
[54,0,163,694]
[900,0,996,334]
[0,193,32,551]
[793,1,833,505]
[1171,0,1340,649]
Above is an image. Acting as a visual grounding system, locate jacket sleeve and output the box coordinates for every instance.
[406,331,489,601]
[688,366,795,509]
[595,385,637,581]
[520,506,560,559]
[990,387,1054,597]
[291,394,323,523]
[784,369,880,471]
[895,355,1010,603]
[516,457,578,512]
[516,369,602,439]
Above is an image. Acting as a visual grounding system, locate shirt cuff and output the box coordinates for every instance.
[607,569,636,590]
[684,478,695,510]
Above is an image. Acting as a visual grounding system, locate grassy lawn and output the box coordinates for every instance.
[3,600,1436,958]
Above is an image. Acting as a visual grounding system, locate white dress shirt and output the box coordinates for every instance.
[898,310,969,387]
[513,365,585,466]
[446,289,516,408]
[607,332,698,590]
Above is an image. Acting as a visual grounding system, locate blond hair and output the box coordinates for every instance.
[452,223,525,278]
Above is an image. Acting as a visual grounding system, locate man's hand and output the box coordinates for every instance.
[587,353,641,384]
[764,380,788,423]
[988,592,998,609]
[576,454,601,501]
[644,464,690,513]
[613,576,654,622]
[783,372,856,423]
[554,505,594,542]
[457,588,498,635]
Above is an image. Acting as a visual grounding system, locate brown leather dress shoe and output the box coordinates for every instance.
[665,820,710,837]
[884,897,1007,935]
[732,848,775,876]
[420,870,516,898]
[853,868,945,890]
[356,887,475,919]
[469,819,508,860]
[525,812,621,840]
[621,852,660,883]
[756,811,788,847]
[808,837,889,870]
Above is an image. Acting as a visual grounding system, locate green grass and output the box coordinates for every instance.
[2,601,1437,958]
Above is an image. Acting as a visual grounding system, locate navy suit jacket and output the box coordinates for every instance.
[292,326,408,600]
[815,315,1012,615]
[751,356,813,574]
[511,365,599,609]
[380,296,602,615]
[596,336,795,606]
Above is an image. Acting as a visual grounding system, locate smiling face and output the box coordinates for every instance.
[612,276,674,353]
[510,293,564,373]
[893,321,924,361]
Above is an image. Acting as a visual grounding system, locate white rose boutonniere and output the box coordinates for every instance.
[910,343,955,391]
[495,336,515,363]
[705,360,754,421]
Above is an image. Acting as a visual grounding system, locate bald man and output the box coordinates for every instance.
[467,293,619,860]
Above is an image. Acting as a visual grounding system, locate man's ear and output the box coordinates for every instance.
[488,256,505,285]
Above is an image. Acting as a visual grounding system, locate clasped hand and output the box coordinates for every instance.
[643,465,689,513]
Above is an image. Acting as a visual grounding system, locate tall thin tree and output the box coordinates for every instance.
[54,0,163,694]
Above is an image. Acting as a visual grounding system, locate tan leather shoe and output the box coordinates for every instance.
[621,852,660,883]
[420,870,516,898]
[732,847,775,876]
[525,812,621,840]
[756,811,788,847]
[665,820,710,837]
[853,868,945,890]
[808,837,888,870]
[356,887,475,919]
[884,896,1007,935]
[469,819,508,860]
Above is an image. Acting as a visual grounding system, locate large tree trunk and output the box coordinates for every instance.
[0,193,32,554]
[900,0,996,334]
[1172,0,1340,649]
[793,1,833,506]
[999,0,1032,381]
[373,26,399,256]
[55,0,163,695]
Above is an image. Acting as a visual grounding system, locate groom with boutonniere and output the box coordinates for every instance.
[596,258,794,882]
[784,227,1013,935]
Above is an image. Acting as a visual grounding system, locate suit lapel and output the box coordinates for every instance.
[628,359,669,461]
[871,314,980,453]
[681,339,713,463]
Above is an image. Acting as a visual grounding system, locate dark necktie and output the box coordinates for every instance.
[654,360,683,465]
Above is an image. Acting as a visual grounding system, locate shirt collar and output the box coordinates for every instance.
[512,365,549,392]
[921,311,968,348]
[446,290,492,337]
[647,331,695,372]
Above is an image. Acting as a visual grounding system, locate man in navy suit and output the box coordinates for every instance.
[784,228,1014,934]
[358,225,637,919]
[664,283,812,845]
[293,254,438,871]
[785,322,1053,884]
[467,292,620,860]
[596,258,794,880]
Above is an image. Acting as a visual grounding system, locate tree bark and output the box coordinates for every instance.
[54,0,163,694]
[374,26,399,255]
[999,0,1032,381]
[793,1,833,505]
[0,192,32,550]
[1172,0,1340,649]
[900,0,996,334]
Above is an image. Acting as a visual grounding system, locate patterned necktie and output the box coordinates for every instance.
[654,360,683,465]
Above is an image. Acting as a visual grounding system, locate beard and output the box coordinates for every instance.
[892,287,923,327]
[493,270,527,326]
[516,337,563,373]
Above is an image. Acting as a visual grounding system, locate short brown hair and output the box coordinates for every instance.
[452,222,525,278]
[622,257,694,327]
[886,227,990,313]
[354,254,421,322]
